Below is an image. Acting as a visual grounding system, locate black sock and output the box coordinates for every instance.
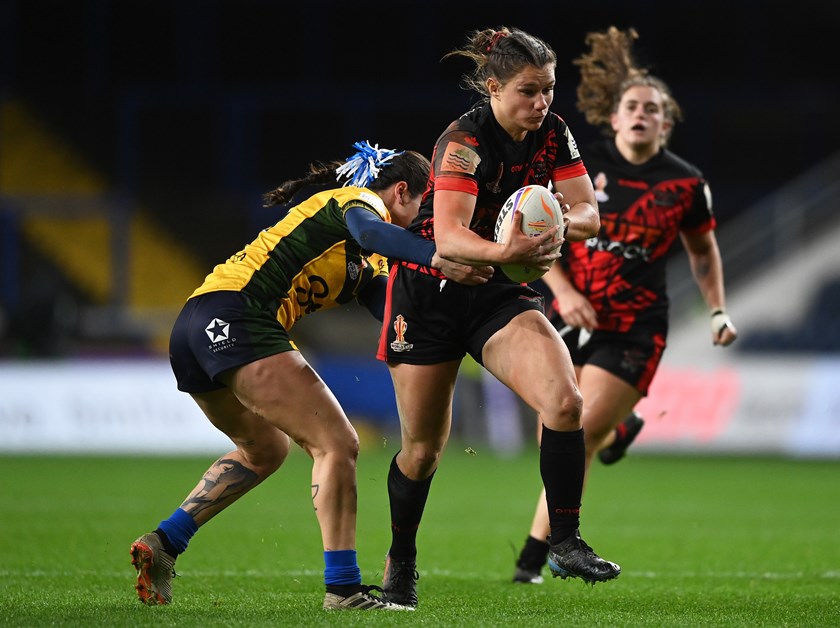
[539,426,585,545]
[516,535,550,570]
[325,583,362,595]
[153,528,180,557]
[386,453,434,561]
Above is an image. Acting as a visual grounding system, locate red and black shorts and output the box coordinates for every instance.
[169,291,296,393]
[559,324,667,396]
[377,264,545,366]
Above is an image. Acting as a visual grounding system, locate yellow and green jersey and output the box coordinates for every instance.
[190,186,390,330]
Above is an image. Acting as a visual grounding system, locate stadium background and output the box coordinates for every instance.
[1,0,839,456]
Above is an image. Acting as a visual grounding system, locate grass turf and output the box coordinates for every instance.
[0,443,837,626]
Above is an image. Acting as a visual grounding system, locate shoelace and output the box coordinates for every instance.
[391,564,420,586]
[360,584,386,598]
[578,540,596,557]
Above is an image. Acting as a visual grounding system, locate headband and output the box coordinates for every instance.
[487,31,508,52]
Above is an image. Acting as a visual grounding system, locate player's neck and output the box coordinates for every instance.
[614,138,659,165]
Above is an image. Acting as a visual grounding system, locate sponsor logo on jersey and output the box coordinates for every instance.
[357,191,387,215]
[593,172,609,203]
[565,127,580,160]
[653,189,681,207]
[585,236,652,262]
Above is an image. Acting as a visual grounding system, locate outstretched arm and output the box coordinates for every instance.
[346,205,435,266]
[346,205,493,285]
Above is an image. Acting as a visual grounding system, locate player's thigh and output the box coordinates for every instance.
[223,351,357,452]
[482,310,581,424]
[190,387,291,465]
[577,364,642,444]
[387,360,460,447]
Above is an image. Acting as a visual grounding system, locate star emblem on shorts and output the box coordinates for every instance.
[205,318,230,343]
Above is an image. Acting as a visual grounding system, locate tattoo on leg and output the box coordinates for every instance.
[311,483,320,511]
[181,457,259,519]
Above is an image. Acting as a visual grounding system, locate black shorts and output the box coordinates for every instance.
[169,291,297,393]
[560,325,666,396]
[377,265,545,366]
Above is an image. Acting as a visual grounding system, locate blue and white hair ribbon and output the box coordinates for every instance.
[335,140,403,188]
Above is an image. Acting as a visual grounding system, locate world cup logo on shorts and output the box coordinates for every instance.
[390,314,413,353]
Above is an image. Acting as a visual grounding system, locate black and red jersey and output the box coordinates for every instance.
[564,139,715,332]
[406,101,586,262]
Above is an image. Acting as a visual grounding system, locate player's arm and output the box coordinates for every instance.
[542,263,598,330]
[680,228,738,346]
[434,189,559,268]
[346,205,493,286]
[550,173,600,242]
[346,205,435,266]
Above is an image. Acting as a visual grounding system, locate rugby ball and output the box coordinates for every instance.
[493,185,562,283]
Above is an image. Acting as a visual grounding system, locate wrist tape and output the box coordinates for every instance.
[710,308,733,338]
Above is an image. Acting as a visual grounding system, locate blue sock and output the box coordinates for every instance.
[157,508,198,555]
[324,549,362,586]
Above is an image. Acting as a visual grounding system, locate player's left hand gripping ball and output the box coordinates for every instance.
[494,185,562,283]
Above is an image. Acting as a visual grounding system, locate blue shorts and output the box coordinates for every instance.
[377,264,545,366]
[169,291,296,393]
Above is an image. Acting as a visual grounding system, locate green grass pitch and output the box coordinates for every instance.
[1,441,837,626]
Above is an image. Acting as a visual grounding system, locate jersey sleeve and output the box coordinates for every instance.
[431,129,482,196]
[344,205,435,266]
[680,179,716,234]
[549,114,588,182]
[339,188,391,222]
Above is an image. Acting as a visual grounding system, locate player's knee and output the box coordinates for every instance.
[400,445,442,478]
[241,429,291,476]
[325,427,362,463]
[540,389,583,430]
[342,433,361,462]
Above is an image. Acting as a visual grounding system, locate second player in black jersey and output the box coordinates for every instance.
[513,26,738,585]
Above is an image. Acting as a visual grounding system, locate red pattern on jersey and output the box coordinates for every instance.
[568,177,702,332]
[523,129,556,185]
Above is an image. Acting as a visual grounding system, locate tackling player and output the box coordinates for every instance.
[129,141,490,611]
